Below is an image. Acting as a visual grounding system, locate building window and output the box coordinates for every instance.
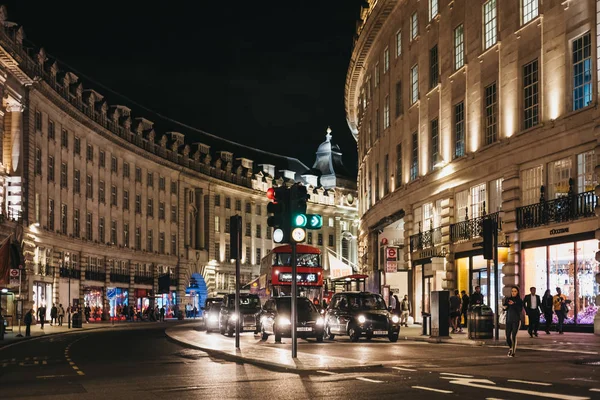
[383,47,389,73]
[256,224,262,238]
[374,62,379,88]
[318,233,323,245]
[430,45,438,88]
[86,144,93,162]
[135,194,141,214]
[111,156,118,174]
[396,30,402,57]
[307,232,313,245]
[454,24,464,70]
[147,172,153,188]
[483,0,497,49]
[147,198,154,217]
[99,217,105,243]
[245,202,252,213]
[548,157,572,199]
[86,212,92,241]
[225,218,231,234]
[266,227,271,240]
[159,202,165,220]
[429,0,438,20]
[111,185,117,206]
[383,154,389,195]
[484,83,498,145]
[383,96,390,129]
[99,150,105,168]
[523,59,539,129]
[214,194,221,206]
[99,181,105,203]
[235,199,241,211]
[170,181,177,194]
[256,204,262,215]
[410,65,419,104]
[111,220,117,244]
[328,235,334,247]
[522,0,538,25]
[470,183,487,218]
[454,190,468,223]
[225,197,231,209]
[48,120,55,139]
[375,163,380,202]
[245,222,251,237]
[577,150,597,193]
[573,32,592,111]
[256,248,262,264]
[74,137,81,155]
[215,215,220,232]
[48,156,54,182]
[454,102,465,158]
[245,246,251,265]
[395,81,402,117]
[48,199,55,231]
[159,176,166,191]
[135,227,142,250]
[123,162,130,178]
[73,169,80,193]
[489,178,504,213]
[60,204,67,234]
[375,109,380,138]
[159,232,165,254]
[171,234,177,255]
[60,163,67,188]
[73,209,80,238]
[171,205,177,223]
[123,190,129,210]
[61,129,68,148]
[86,175,93,199]
[521,165,543,206]
[123,223,129,247]
[135,167,142,183]
[225,244,231,262]
[147,230,153,252]
[35,148,42,175]
[411,132,419,181]
[411,12,418,39]
[430,118,439,171]
[35,110,42,131]
[396,144,402,189]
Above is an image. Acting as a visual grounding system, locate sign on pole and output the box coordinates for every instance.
[9,268,20,287]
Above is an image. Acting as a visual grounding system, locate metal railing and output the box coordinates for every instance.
[409,227,442,252]
[59,267,81,279]
[110,272,130,284]
[450,212,502,243]
[85,270,106,282]
[134,272,154,285]
[517,190,597,230]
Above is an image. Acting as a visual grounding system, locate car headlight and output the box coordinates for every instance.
[316,317,324,326]
[209,315,218,322]
[357,315,366,324]
[278,317,291,326]
[391,315,399,323]
[229,314,238,321]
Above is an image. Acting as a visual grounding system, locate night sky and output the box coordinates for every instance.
[4,1,362,174]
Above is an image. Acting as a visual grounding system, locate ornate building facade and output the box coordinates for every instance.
[346,0,600,330]
[0,6,357,321]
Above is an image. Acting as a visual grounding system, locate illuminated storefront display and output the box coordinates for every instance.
[523,238,599,325]
[107,287,129,317]
[32,282,53,320]
[84,287,104,321]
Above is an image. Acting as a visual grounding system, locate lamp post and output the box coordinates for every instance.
[65,252,71,329]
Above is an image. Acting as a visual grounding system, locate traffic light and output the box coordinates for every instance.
[482,218,495,260]
[305,214,323,229]
[289,184,309,243]
[267,187,289,243]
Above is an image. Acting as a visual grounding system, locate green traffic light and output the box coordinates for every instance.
[293,214,307,227]
[308,214,323,228]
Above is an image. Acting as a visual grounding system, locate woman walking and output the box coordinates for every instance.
[541,289,553,334]
[503,286,523,357]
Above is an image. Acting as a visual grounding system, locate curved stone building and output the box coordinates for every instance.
[346,0,599,329]
[0,6,357,322]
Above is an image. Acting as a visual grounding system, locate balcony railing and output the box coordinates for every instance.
[35,264,54,277]
[409,227,442,252]
[85,270,106,282]
[450,212,502,243]
[59,267,81,279]
[517,190,597,230]
[110,273,130,284]
[134,272,154,285]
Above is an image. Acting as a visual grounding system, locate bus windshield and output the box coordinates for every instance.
[274,253,321,267]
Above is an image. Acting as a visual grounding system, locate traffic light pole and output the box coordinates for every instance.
[493,220,499,341]
[233,216,242,350]
[291,241,298,359]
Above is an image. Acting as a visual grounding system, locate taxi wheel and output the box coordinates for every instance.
[349,325,361,342]
[316,335,324,343]
[365,335,373,341]
[389,334,399,343]
[227,322,234,337]
[261,326,269,341]
[274,331,282,343]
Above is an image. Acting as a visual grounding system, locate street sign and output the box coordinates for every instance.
[9,268,20,287]
[386,247,398,260]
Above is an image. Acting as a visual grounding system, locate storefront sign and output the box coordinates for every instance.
[386,261,397,273]
[549,228,569,235]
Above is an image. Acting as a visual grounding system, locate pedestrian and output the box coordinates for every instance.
[58,304,65,326]
[524,287,541,337]
[129,305,134,322]
[541,289,554,334]
[37,305,46,329]
[84,304,91,323]
[193,306,198,319]
[460,290,470,330]
[469,286,484,309]
[160,305,165,322]
[502,286,523,357]
[50,303,58,326]
[389,293,397,313]
[553,287,568,334]
[449,290,462,333]
[24,309,33,337]
[399,294,410,327]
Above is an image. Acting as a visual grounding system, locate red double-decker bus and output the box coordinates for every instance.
[254,244,323,302]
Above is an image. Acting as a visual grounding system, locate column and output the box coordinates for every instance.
[103,256,110,320]
[501,167,521,298]
[440,197,453,290]
[79,251,85,312]
[196,188,204,249]
[128,261,135,310]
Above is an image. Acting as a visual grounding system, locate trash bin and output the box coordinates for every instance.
[468,305,494,339]
[422,312,431,336]
[72,313,82,328]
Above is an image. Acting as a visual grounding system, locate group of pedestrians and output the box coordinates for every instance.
[389,294,411,327]
[448,286,485,333]
[503,286,570,357]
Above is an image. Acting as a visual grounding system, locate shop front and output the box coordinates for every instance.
[32,281,53,321]
[107,287,128,318]
[83,286,104,321]
[455,251,505,314]
[412,256,444,324]
[522,233,598,329]
[135,288,152,313]
[157,292,177,318]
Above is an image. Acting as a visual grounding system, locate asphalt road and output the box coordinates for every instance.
[0,324,598,399]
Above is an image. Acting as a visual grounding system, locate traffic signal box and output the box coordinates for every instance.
[266,187,290,244]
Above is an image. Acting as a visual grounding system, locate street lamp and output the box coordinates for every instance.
[65,252,71,329]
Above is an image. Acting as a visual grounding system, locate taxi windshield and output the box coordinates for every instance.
[229,296,261,310]
[346,294,387,310]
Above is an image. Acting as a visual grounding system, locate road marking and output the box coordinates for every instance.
[393,367,417,372]
[412,386,453,394]
[590,389,600,392]
[356,377,383,383]
[37,374,73,379]
[77,370,85,376]
[317,370,337,375]
[72,366,79,371]
[42,360,47,365]
[442,377,590,400]
[508,379,551,386]
[440,372,474,378]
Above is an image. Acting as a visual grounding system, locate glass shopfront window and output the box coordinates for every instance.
[107,287,128,318]
[523,239,599,325]
[84,287,104,321]
[456,254,504,314]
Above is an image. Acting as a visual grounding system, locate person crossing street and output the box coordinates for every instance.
[524,287,541,337]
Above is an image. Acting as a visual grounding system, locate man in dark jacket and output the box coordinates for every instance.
[50,304,58,326]
[523,286,541,337]
[469,286,484,309]
[460,290,470,329]
[37,305,46,329]
[24,309,33,337]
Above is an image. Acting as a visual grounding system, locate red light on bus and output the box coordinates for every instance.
[266,187,275,200]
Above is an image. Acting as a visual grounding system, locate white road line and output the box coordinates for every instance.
[356,377,383,383]
[393,367,417,372]
[440,372,474,378]
[412,386,453,394]
[316,370,337,375]
[37,374,73,379]
[508,379,551,386]
[590,389,600,392]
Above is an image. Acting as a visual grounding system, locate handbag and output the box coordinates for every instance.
[560,301,569,314]
[499,309,507,325]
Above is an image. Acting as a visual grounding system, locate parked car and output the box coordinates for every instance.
[323,292,400,342]
[259,296,325,343]
[219,293,261,337]
[202,297,223,333]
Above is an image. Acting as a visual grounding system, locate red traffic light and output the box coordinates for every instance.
[266,187,275,201]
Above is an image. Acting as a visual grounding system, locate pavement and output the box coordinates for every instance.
[166,321,600,372]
